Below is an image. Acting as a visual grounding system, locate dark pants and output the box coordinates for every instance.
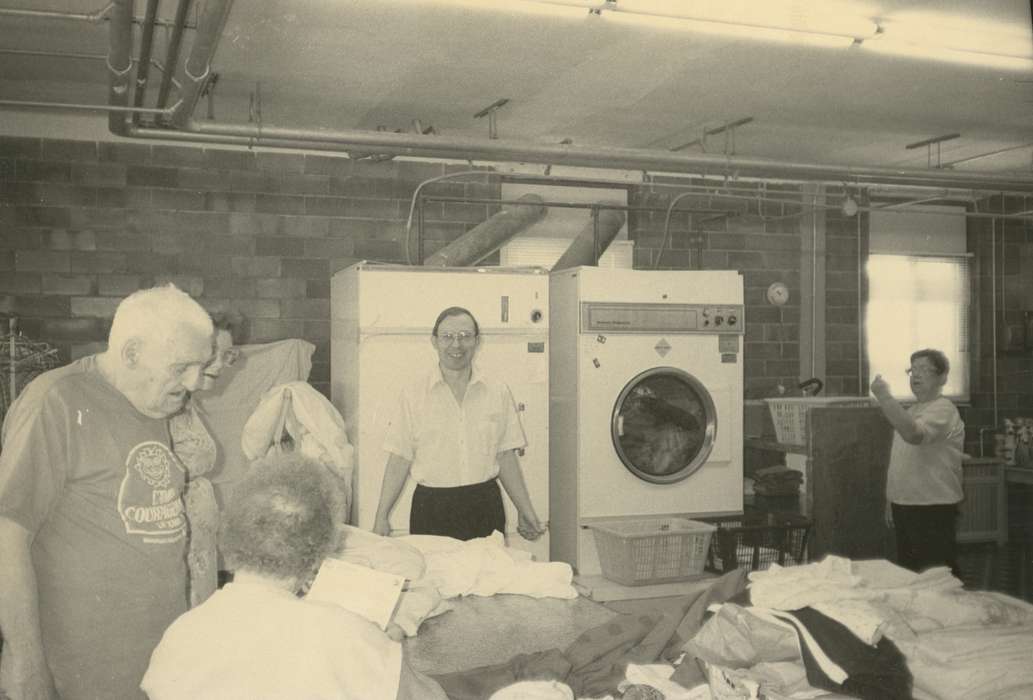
[891,502,961,578]
[411,479,506,541]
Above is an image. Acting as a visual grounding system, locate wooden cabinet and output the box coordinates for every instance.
[746,406,895,561]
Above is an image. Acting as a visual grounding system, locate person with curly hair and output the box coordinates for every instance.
[141,452,446,700]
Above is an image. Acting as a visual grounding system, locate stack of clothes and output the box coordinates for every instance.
[752,465,803,497]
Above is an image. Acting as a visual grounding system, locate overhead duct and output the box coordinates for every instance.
[423,193,546,267]
[551,204,627,271]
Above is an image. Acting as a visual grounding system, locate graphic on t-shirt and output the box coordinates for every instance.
[118,441,186,541]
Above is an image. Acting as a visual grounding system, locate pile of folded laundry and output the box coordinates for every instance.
[751,464,803,497]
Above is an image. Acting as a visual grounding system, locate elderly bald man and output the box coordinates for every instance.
[0,284,214,700]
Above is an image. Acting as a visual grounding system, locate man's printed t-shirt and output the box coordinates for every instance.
[0,356,189,700]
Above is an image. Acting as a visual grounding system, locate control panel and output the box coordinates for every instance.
[581,302,745,334]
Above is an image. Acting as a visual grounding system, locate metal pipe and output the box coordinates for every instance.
[0,2,112,23]
[0,3,194,27]
[155,0,195,111]
[0,99,174,115]
[120,123,1033,202]
[169,0,234,128]
[106,0,133,136]
[941,142,1033,169]
[132,0,161,126]
[184,119,1033,193]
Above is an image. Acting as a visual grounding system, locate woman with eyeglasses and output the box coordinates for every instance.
[372,306,546,543]
[870,348,964,577]
[170,311,245,607]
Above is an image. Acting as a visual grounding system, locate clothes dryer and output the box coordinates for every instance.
[549,267,744,576]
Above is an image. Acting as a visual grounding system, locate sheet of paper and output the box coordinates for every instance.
[305,558,405,630]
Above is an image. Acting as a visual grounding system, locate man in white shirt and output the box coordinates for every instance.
[373,306,545,542]
[871,348,965,576]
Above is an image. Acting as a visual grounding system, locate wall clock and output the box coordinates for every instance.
[766,282,790,306]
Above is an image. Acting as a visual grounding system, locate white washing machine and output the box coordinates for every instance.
[549,266,744,576]
[331,262,550,561]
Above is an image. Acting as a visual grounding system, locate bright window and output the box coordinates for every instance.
[865,254,970,400]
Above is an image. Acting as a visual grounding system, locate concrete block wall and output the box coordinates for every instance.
[0,136,491,396]
[629,179,866,398]
[2,137,868,401]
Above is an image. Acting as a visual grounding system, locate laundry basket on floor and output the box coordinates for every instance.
[589,518,715,586]
[703,512,811,573]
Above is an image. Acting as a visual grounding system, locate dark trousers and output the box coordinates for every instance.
[891,502,961,578]
[410,479,505,541]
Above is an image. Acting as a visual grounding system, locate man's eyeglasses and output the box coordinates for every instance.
[905,366,937,377]
[436,331,477,345]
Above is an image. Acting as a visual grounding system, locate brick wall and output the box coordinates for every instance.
[0,136,492,396]
[629,178,865,398]
[1,137,866,400]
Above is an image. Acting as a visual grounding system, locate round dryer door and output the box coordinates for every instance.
[610,367,717,484]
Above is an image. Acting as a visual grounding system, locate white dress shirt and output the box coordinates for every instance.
[383,366,526,487]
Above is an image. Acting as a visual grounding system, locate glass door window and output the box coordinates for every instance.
[611,368,717,484]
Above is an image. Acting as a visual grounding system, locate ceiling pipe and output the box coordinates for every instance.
[155,0,194,112]
[0,99,174,116]
[0,3,193,27]
[131,0,161,127]
[0,2,113,23]
[106,0,133,136]
[169,0,234,128]
[178,119,1033,193]
[121,120,1033,197]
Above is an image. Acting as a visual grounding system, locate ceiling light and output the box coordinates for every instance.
[524,0,878,46]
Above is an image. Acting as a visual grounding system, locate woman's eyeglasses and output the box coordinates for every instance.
[905,366,937,377]
[220,348,241,367]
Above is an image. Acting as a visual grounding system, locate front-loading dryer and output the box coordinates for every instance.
[549,266,744,576]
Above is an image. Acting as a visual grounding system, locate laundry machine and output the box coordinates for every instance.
[331,262,550,561]
[549,266,744,576]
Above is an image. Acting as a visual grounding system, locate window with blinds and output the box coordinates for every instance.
[865,253,971,400]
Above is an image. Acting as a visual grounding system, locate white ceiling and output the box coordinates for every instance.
[1,0,1031,176]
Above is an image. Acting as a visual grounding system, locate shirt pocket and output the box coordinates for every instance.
[477,413,506,457]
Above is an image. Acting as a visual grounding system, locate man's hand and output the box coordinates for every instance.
[870,374,892,400]
[884,501,894,528]
[516,511,546,541]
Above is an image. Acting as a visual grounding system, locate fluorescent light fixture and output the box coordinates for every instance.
[862,39,1033,72]
[598,12,857,48]
[525,0,878,46]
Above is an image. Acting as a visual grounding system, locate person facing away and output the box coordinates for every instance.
[871,348,965,577]
[0,284,214,700]
[170,310,244,608]
[373,306,546,542]
[141,452,447,700]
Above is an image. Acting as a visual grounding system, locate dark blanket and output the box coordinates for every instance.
[432,569,749,700]
[780,608,912,700]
